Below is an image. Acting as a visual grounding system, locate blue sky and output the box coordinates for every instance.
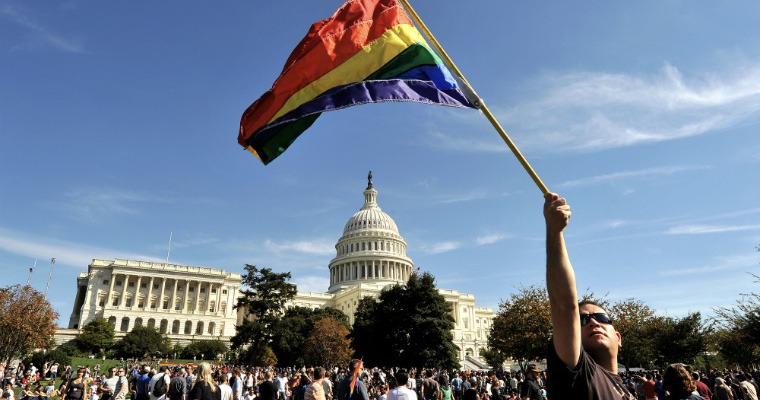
[2,1,759,327]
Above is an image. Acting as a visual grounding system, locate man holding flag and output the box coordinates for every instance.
[336,361,368,400]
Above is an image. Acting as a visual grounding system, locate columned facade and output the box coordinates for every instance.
[67,259,241,344]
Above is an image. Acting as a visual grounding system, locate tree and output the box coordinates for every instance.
[651,312,708,367]
[609,298,657,371]
[270,306,349,366]
[76,318,115,356]
[113,326,171,358]
[304,317,353,368]
[712,271,760,368]
[183,340,228,360]
[0,285,58,365]
[487,285,551,373]
[231,265,297,365]
[351,272,459,370]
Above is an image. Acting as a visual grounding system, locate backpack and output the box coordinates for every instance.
[153,374,168,397]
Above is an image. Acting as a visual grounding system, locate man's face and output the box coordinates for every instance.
[579,304,621,354]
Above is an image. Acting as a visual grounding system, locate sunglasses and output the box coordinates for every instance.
[579,313,612,326]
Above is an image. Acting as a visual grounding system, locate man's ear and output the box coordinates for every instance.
[616,331,622,349]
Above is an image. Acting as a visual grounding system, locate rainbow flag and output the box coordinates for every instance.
[238,0,477,164]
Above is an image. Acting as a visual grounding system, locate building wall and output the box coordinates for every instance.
[67,259,240,341]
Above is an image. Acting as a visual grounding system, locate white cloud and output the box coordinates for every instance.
[502,61,760,153]
[1,5,84,53]
[475,233,510,245]
[0,228,162,268]
[557,165,710,189]
[666,224,760,235]
[421,241,462,254]
[263,238,334,256]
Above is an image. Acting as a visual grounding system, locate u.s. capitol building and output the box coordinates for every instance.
[63,174,494,367]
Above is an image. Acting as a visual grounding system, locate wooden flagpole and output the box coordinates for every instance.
[397,0,550,195]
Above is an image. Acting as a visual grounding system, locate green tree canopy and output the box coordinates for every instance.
[231,265,297,365]
[76,317,115,355]
[0,285,58,365]
[609,298,657,371]
[113,326,171,358]
[182,340,229,360]
[270,306,349,366]
[651,312,708,367]
[712,270,760,368]
[351,272,459,370]
[487,285,551,372]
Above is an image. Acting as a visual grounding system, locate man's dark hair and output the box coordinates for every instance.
[314,368,324,380]
[395,369,409,386]
[349,360,361,371]
[426,370,434,378]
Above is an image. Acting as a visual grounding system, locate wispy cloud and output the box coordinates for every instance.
[263,238,334,256]
[666,224,760,235]
[502,61,760,153]
[557,165,710,189]
[55,187,173,224]
[475,233,511,245]
[1,4,84,53]
[420,241,462,254]
[0,228,162,268]
[658,253,758,277]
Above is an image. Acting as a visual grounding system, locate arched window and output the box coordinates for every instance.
[172,320,180,334]
[208,322,215,335]
[134,318,143,327]
[160,319,168,334]
[196,321,204,335]
[108,316,117,326]
[184,320,192,334]
[120,317,129,332]
[147,318,156,328]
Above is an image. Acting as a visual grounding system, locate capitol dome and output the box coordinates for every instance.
[327,172,414,293]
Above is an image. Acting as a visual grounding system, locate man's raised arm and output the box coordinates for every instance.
[544,192,581,369]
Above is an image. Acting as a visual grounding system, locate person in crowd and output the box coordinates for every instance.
[713,377,734,400]
[304,368,325,400]
[218,374,232,400]
[386,370,416,400]
[169,368,187,400]
[321,371,333,400]
[276,374,289,400]
[337,361,368,400]
[544,192,636,399]
[737,373,758,400]
[662,364,705,400]
[149,367,171,400]
[519,365,541,400]
[62,368,89,400]
[188,363,220,400]
[257,371,277,400]
[421,371,439,400]
[692,372,713,400]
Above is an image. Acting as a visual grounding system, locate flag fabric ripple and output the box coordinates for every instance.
[238,0,477,165]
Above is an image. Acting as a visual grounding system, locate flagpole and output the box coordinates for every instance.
[397,0,550,196]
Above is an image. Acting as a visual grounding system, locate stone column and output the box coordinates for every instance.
[146,277,155,309]
[159,278,167,310]
[171,279,178,311]
[107,272,117,307]
[183,280,190,312]
[194,281,202,313]
[119,274,130,307]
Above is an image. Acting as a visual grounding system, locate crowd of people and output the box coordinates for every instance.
[1,359,758,400]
